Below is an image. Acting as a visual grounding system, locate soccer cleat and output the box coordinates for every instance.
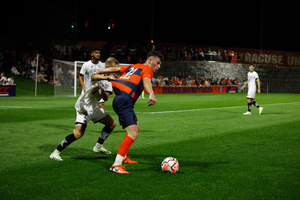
[243,111,251,115]
[50,152,63,161]
[110,165,129,174]
[122,156,138,164]
[93,146,111,154]
[259,107,263,115]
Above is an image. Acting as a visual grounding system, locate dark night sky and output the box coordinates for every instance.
[1,0,299,52]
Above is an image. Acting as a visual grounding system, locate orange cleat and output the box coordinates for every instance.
[110,165,129,174]
[122,156,138,164]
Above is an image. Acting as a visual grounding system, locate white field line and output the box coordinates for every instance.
[0,105,74,110]
[0,102,299,114]
[136,102,300,114]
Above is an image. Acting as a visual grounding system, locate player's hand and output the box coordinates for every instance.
[94,85,103,93]
[148,93,156,106]
[108,74,116,80]
[241,86,245,90]
[83,87,87,92]
[258,89,261,94]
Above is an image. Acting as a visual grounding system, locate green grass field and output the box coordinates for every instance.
[1,92,300,199]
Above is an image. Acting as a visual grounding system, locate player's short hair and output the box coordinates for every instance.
[90,46,101,53]
[105,57,119,66]
[147,51,164,61]
[249,63,255,67]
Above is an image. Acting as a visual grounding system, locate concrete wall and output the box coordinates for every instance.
[157,61,300,93]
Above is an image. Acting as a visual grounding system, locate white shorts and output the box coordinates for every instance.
[247,87,256,99]
[75,108,107,126]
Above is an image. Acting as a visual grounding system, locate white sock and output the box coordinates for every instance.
[113,154,124,166]
[54,149,60,154]
[95,143,103,149]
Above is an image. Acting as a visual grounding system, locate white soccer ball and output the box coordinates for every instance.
[161,157,179,174]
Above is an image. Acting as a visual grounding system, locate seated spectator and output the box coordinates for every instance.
[234,78,238,86]
[163,76,169,85]
[6,76,14,85]
[204,78,210,87]
[227,78,231,86]
[11,66,20,75]
[0,72,6,84]
[221,78,227,86]
[173,77,179,86]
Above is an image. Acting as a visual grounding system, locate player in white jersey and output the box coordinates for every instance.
[79,46,105,92]
[241,64,263,115]
[79,46,107,108]
[50,58,119,161]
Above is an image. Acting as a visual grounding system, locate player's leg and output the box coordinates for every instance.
[243,98,252,115]
[251,100,263,114]
[113,123,140,163]
[110,95,138,173]
[122,121,139,164]
[50,124,86,161]
[93,114,117,154]
[244,88,255,115]
[50,111,88,161]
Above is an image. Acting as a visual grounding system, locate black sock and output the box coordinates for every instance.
[248,103,252,112]
[97,126,113,145]
[252,101,260,108]
[56,134,77,152]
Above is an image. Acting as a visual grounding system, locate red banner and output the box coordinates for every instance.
[155,43,300,68]
[146,86,238,94]
[236,49,300,68]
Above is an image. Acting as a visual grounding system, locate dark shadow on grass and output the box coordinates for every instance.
[39,144,110,160]
[259,113,284,115]
[112,130,155,133]
[128,154,230,173]
[38,144,59,152]
[40,123,72,131]
[72,156,110,160]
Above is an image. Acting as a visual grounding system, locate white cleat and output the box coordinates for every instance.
[259,107,263,115]
[50,152,63,161]
[93,146,111,154]
[243,111,251,115]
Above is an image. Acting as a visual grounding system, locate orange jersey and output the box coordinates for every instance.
[112,63,153,103]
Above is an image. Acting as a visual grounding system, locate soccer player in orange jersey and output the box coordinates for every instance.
[93,51,163,174]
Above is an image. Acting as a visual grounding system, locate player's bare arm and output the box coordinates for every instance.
[143,77,156,106]
[96,66,121,74]
[79,75,86,92]
[242,80,248,90]
[257,79,261,93]
[91,74,116,81]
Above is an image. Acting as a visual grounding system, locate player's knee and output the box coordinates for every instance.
[131,128,139,140]
[111,120,117,129]
[74,126,85,139]
[74,131,83,139]
[108,120,117,130]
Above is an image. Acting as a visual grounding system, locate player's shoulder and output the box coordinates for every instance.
[137,63,152,71]
[97,61,105,67]
[252,71,259,76]
[82,60,92,67]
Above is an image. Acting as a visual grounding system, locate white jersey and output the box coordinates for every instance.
[79,60,105,90]
[247,71,259,88]
[75,80,113,115]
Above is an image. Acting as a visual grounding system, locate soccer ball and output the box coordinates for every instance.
[161,157,179,174]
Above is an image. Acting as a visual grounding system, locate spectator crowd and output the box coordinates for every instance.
[0,42,242,87]
[152,74,238,87]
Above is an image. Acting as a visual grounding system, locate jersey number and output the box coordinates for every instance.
[119,67,138,80]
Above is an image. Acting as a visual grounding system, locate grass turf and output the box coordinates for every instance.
[0,93,300,199]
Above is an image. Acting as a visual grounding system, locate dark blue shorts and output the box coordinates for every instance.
[112,94,137,129]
